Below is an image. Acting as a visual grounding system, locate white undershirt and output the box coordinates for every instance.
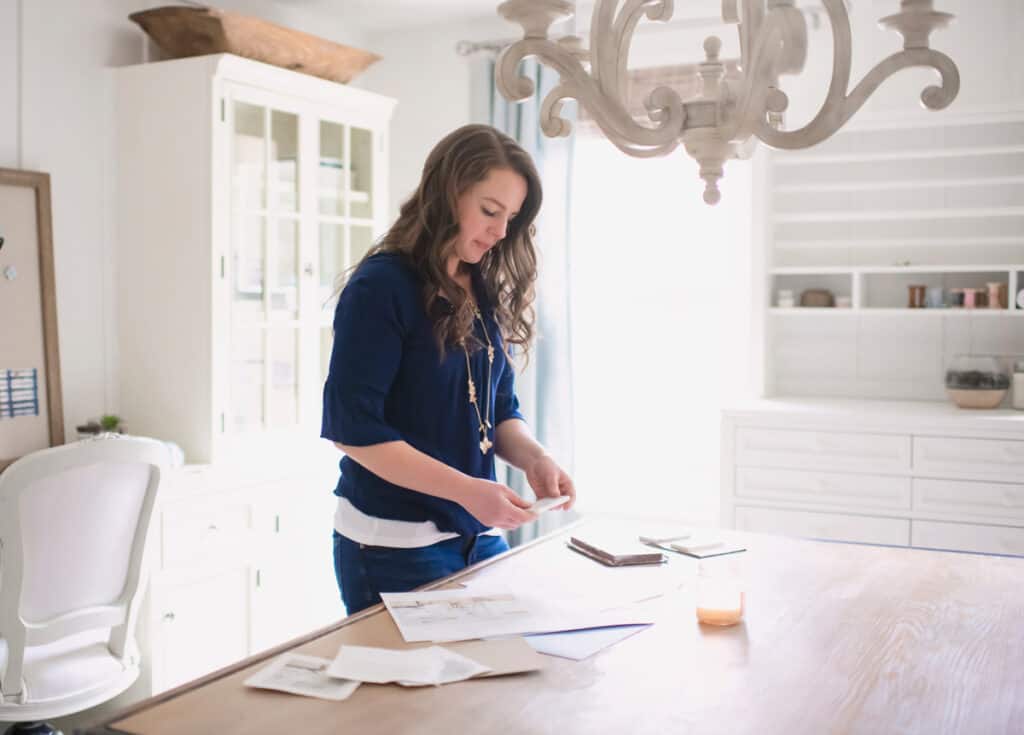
[334,496,501,548]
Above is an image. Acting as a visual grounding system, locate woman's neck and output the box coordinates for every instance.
[447,256,471,291]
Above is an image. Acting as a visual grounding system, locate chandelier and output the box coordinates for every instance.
[495,0,960,204]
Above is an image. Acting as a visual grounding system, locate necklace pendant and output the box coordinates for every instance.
[479,437,492,454]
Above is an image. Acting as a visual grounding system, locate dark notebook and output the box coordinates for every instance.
[568,534,667,567]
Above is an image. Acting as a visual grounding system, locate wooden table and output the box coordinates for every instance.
[89,522,1024,735]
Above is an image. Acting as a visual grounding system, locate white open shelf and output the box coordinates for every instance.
[761,111,1024,399]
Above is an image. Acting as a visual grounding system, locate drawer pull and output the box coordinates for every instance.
[207,524,219,532]
[163,612,176,622]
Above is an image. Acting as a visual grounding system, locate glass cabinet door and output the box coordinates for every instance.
[230,99,301,433]
[316,119,378,389]
[227,90,382,439]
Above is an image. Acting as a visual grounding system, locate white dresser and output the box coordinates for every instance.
[720,399,1024,556]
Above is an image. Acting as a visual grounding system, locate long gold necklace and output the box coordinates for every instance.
[462,308,495,455]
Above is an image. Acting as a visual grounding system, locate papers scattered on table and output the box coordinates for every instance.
[243,653,361,701]
[637,529,693,550]
[668,534,746,559]
[636,528,747,559]
[382,588,654,643]
[524,624,652,661]
[327,644,492,687]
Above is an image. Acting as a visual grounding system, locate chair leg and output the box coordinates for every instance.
[3,723,63,735]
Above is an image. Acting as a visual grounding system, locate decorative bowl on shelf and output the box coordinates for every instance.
[128,6,381,84]
[945,355,1010,409]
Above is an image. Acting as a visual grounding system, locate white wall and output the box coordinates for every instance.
[1,0,367,442]
[354,16,514,220]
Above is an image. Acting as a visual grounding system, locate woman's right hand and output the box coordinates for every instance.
[459,477,536,530]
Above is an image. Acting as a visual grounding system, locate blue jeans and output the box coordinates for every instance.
[333,531,510,615]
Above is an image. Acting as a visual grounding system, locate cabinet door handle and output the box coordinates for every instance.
[303,262,314,276]
[207,524,219,532]
[163,612,176,622]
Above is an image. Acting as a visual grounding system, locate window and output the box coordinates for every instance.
[568,134,755,524]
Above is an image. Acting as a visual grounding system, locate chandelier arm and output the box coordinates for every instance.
[755,47,960,149]
[611,0,674,102]
[591,0,618,93]
[718,2,814,143]
[539,84,573,137]
[734,0,765,65]
[496,38,684,145]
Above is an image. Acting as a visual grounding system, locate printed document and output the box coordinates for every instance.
[243,653,361,701]
[382,588,652,643]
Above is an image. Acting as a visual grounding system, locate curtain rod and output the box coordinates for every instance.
[455,39,511,56]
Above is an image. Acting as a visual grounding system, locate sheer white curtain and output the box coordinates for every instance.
[568,134,755,526]
[485,58,578,545]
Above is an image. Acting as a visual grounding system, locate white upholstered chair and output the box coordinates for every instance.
[0,435,170,733]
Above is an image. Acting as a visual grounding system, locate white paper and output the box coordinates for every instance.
[327,644,491,686]
[382,588,653,643]
[524,624,651,661]
[244,653,361,701]
[528,496,570,514]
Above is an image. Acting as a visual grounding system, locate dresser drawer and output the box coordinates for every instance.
[913,478,1024,524]
[912,520,1024,556]
[737,467,911,510]
[734,506,909,546]
[160,496,254,570]
[913,437,1024,483]
[736,428,911,473]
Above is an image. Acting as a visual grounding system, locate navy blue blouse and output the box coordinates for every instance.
[321,252,524,537]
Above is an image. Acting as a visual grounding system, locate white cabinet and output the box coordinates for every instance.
[149,565,251,692]
[722,399,1024,556]
[113,55,390,695]
[142,458,342,694]
[114,53,395,463]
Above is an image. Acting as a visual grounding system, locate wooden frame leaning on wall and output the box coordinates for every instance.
[0,168,63,472]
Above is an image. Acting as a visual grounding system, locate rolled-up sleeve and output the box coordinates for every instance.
[321,273,405,446]
[494,352,525,426]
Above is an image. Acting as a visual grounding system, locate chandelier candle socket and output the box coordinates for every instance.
[496,0,960,204]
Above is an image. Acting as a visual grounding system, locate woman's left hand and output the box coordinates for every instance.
[525,455,576,511]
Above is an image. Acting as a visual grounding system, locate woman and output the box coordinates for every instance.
[322,124,575,614]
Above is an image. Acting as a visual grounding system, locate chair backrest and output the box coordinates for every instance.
[0,435,169,696]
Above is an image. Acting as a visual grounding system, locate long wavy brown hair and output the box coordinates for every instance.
[347,124,542,364]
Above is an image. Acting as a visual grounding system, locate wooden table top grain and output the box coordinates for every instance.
[93,522,1024,735]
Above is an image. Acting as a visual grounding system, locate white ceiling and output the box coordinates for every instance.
[267,0,740,35]
[270,0,510,33]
